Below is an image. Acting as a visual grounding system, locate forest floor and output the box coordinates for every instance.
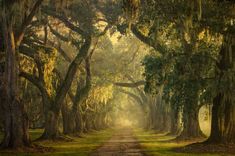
[0,128,235,156]
[134,129,235,156]
[0,129,114,156]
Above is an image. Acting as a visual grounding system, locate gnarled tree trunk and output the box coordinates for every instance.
[1,9,30,148]
[41,110,60,139]
[0,0,44,148]
[176,85,205,140]
[206,31,235,144]
[177,104,204,140]
[40,37,92,140]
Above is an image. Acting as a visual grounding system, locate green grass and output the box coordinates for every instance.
[0,129,44,143]
[134,129,233,156]
[30,129,45,141]
[0,129,114,156]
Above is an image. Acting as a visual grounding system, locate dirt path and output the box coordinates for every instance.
[90,128,145,156]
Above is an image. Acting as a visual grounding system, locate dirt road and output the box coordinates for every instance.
[90,128,145,156]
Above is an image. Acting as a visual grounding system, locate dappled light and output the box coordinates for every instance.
[0,0,235,156]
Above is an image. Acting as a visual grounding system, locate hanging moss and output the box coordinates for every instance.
[38,48,58,97]
[53,0,69,11]
[123,0,140,25]
[197,0,202,21]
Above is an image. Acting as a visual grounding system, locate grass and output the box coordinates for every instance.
[30,129,45,141]
[0,129,44,142]
[134,129,234,156]
[0,129,114,156]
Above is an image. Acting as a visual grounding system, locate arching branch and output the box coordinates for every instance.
[15,0,45,45]
[118,89,144,107]
[125,74,148,103]
[42,7,87,36]
[48,24,81,48]
[131,24,166,54]
[54,36,92,113]
[114,80,145,88]
[19,72,45,94]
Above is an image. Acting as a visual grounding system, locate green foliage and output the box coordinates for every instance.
[140,0,232,113]
[142,55,164,94]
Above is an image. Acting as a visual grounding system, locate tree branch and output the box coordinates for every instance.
[42,7,87,36]
[47,40,73,63]
[54,36,92,112]
[118,89,144,107]
[114,80,145,88]
[48,24,81,48]
[131,24,166,54]
[15,0,44,46]
[125,74,148,102]
[19,71,44,93]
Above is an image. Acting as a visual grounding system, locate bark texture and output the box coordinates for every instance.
[206,31,235,144]
[41,37,92,139]
[1,7,30,148]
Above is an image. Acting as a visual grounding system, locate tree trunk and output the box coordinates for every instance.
[169,106,181,135]
[65,56,92,135]
[176,82,205,140]
[84,115,91,132]
[147,96,157,130]
[205,29,235,144]
[1,11,30,148]
[206,93,235,144]
[41,110,60,139]
[206,94,222,143]
[96,114,103,130]
[160,110,171,133]
[181,108,202,138]
[61,101,74,135]
[61,103,83,135]
[40,37,92,139]
[74,106,84,133]
[223,102,235,143]
[1,99,30,148]
[153,85,168,132]
[176,101,204,140]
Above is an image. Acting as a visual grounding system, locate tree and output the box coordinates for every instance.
[17,0,113,139]
[0,0,44,148]
[126,0,234,141]
[206,27,235,144]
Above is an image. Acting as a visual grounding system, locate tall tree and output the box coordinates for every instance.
[0,0,44,148]
[206,27,235,144]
